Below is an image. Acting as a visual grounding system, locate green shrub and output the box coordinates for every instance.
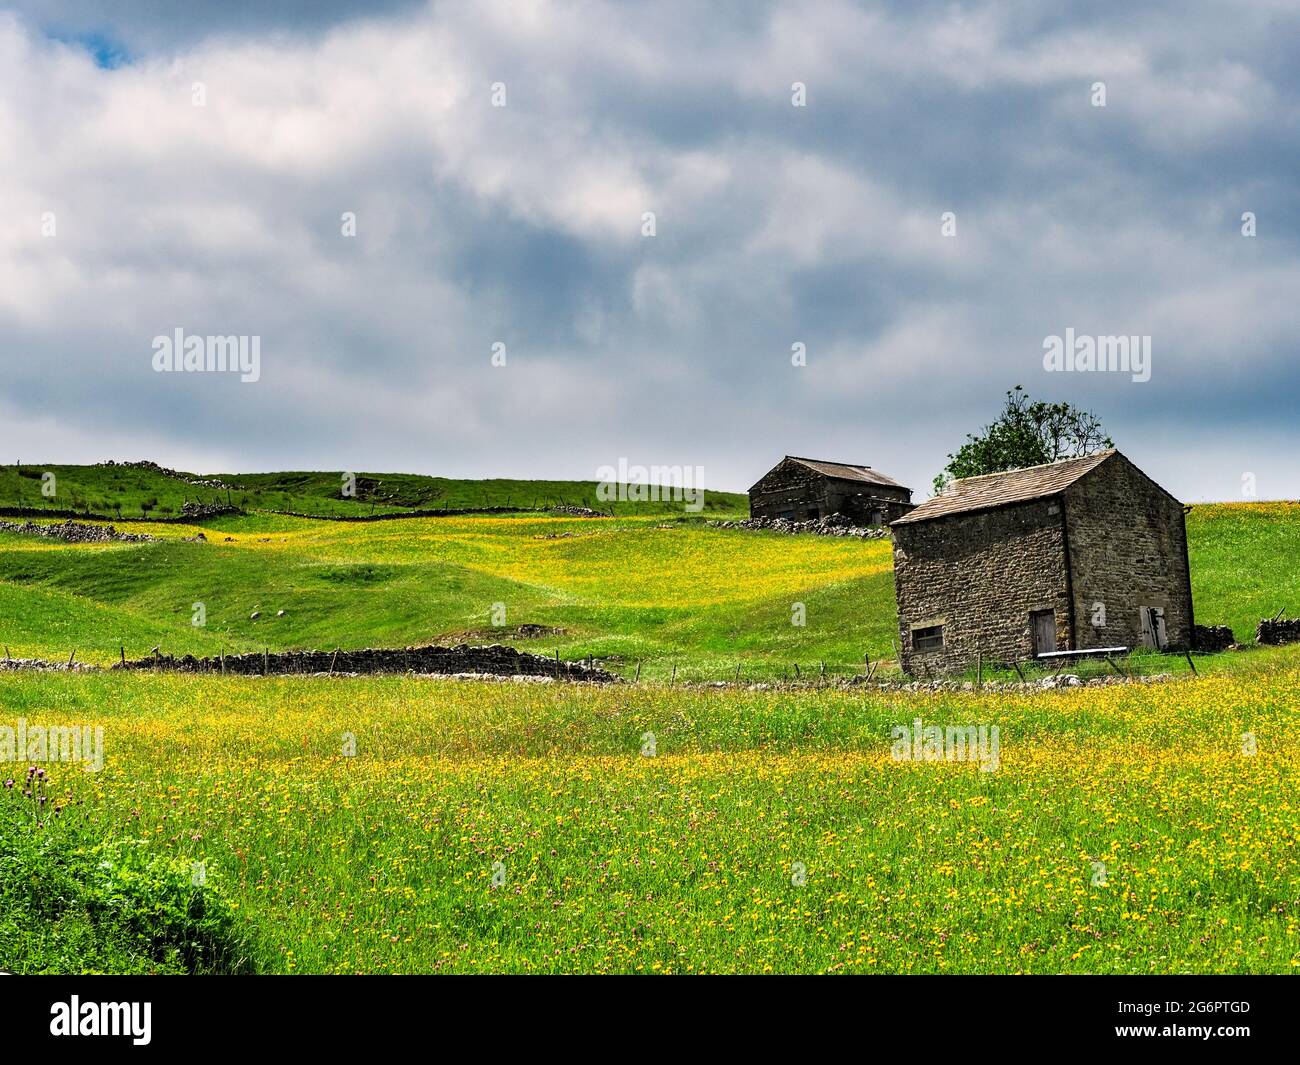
[0,782,256,974]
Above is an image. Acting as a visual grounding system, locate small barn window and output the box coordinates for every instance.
[913,624,944,652]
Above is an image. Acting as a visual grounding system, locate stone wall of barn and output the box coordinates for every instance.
[892,497,1070,674]
[749,460,829,520]
[750,460,912,522]
[1063,455,1193,652]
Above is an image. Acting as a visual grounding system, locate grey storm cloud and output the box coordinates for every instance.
[1,0,1298,500]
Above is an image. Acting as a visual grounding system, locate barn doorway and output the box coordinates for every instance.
[1139,606,1168,650]
[1030,609,1057,656]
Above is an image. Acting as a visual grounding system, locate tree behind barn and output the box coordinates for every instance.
[933,386,1113,495]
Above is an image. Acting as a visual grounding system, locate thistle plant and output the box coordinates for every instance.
[3,766,62,829]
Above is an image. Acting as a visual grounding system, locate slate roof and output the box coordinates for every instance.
[783,456,907,489]
[891,450,1117,525]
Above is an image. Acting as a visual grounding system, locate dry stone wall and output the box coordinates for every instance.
[116,643,617,681]
[709,514,889,538]
[0,519,156,543]
[1193,624,1235,652]
[1257,618,1300,645]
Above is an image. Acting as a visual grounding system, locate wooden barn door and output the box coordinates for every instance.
[1031,609,1057,656]
[1140,607,1168,650]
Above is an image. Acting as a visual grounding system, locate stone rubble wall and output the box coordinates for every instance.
[179,501,240,519]
[1193,624,1236,652]
[709,514,890,538]
[0,505,235,524]
[97,459,239,491]
[115,643,618,681]
[0,519,156,543]
[0,656,96,672]
[1256,617,1300,645]
[550,505,607,517]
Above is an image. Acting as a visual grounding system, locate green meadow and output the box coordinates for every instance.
[0,482,1298,973]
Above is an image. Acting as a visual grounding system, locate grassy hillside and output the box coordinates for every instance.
[0,501,1295,679]
[0,463,748,519]
[1186,501,1300,640]
[0,513,893,678]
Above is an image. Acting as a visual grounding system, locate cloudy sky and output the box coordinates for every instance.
[2,1,1297,500]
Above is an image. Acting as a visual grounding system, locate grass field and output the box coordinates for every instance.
[1,489,1298,973]
[4,658,1298,973]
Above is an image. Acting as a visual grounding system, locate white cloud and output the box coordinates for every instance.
[0,1,1296,500]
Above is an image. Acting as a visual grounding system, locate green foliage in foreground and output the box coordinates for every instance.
[0,783,254,974]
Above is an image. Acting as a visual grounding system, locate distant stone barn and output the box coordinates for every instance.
[890,450,1194,675]
[748,456,914,525]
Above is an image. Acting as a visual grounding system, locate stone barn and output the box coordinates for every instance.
[749,456,913,524]
[890,450,1193,675]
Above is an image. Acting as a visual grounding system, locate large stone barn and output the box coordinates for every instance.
[890,450,1193,675]
[749,456,914,524]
